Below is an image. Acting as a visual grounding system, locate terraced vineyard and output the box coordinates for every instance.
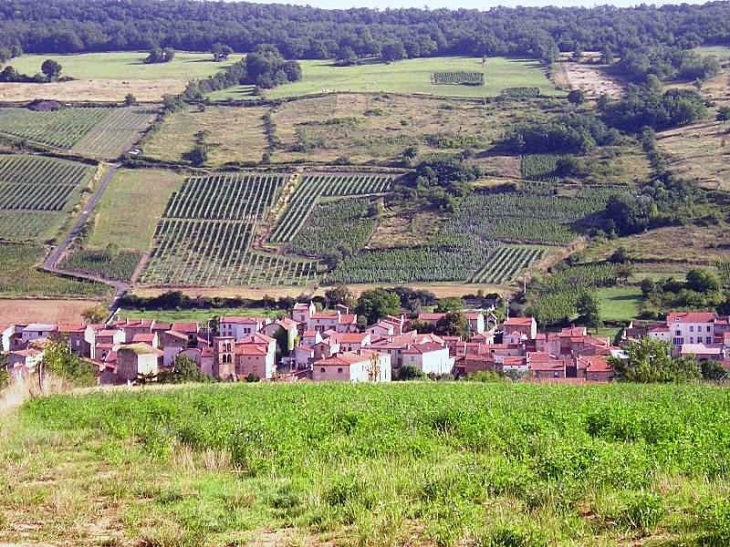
[142,172,319,286]
[431,72,484,85]
[270,173,393,243]
[443,184,619,245]
[469,246,545,284]
[0,155,94,239]
[0,106,154,158]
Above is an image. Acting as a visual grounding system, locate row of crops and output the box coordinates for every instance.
[0,155,94,240]
[442,183,621,245]
[0,106,153,159]
[164,173,286,220]
[520,154,567,182]
[59,249,142,282]
[528,262,622,324]
[431,72,484,86]
[290,198,377,258]
[269,173,392,243]
[469,246,544,284]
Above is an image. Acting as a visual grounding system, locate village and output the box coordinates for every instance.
[4,304,730,386]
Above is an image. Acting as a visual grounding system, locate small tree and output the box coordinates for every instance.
[576,292,602,331]
[81,305,107,324]
[324,285,356,309]
[717,106,730,122]
[124,93,137,106]
[41,59,62,81]
[435,312,469,338]
[42,337,97,387]
[609,338,701,383]
[212,43,234,61]
[396,364,426,381]
[435,297,463,313]
[185,145,208,166]
[567,89,586,105]
[157,355,210,384]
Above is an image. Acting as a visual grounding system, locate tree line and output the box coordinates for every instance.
[1,0,730,63]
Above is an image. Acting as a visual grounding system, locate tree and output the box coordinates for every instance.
[81,305,107,324]
[718,106,730,122]
[600,46,615,65]
[273,327,290,357]
[396,364,426,381]
[567,89,585,105]
[435,312,469,338]
[0,352,9,389]
[324,285,356,309]
[212,42,234,61]
[162,47,175,62]
[185,145,208,166]
[435,297,463,313]
[609,338,701,383]
[686,269,720,294]
[576,293,601,330]
[157,355,211,384]
[124,93,136,106]
[356,288,400,324]
[42,337,97,387]
[608,247,628,264]
[41,59,62,81]
[336,46,358,66]
[701,360,728,381]
[381,41,406,62]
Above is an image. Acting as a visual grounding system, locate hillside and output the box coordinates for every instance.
[2,382,729,546]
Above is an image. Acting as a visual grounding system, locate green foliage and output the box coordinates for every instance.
[0,353,8,389]
[43,337,97,387]
[157,355,211,384]
[435,297,463,313]
[601,88,707,132]
[609,338,701,383]
[502,113,618,154]
[356,288,400,324]
[435,312,469,338]
[395,364,426,381]
[576,292,602,330]
[60,248,141,281]
[567,89,585,105]
[520,154,567,181]
[81,305,107,324]
[431,72,484,86]
[41,58,62,80]
[717,106,730,122]
[465,370,507,383]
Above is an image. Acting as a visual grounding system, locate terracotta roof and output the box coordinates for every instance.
[11,348,41,357]
[132,333,156,343]
[171,322,198,334]
[220,316,262,324]
[581,356,612,373]
[235,344,269,356]
[560,326,587,337]
[339,314,357,324]
[293,303,311,310]
[311,311,338,320]
[152,322,172,330]
[314,350,377,366]
[97,329,119,337]
[242,332,274,344]
[503,356,526,366]
[649,326,670,333]
[402,342,445,354]
[164,330,189,342]
[417,313,446,321]
[504,317,534,326]
[57,322,85,333]
[277,318,298,330]
[667,311,717,324]
[331,332,369,344]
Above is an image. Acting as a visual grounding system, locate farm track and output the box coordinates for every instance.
[42,162,129,307]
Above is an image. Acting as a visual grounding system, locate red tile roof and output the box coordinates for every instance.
[504,317,534,326]
[581,356,612,373]
[132,333,156,343]
[235,344,269,356]
[402,342,445,354]
[171,322,198,334]
[667,311,717,323]
[417,313,446,321]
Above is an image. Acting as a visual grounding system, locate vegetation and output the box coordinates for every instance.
[41,337,97,387]
[59,247,142,281]
[431,72,484,86]
[610,338,701,383]
[502,113,619,154]
[601,88,708,132]
[8,382,730,544]
[157,355,212,384]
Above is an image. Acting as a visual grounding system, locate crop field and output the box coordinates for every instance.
[6,383,730,546]
[443,184,619,245]
[431,71,484,85]
[0,243,110,298]
[211,57,562,101]
[0,155,94,240]
[520,154,567,181]
[0,106,154,156]
[290,197,377,257]
[141,173,320,287]
[269,173,393,243]
[59,249,142,281]
[469,246,545,284]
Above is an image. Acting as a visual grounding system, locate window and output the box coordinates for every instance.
[707,326,712,333]
[337,367,343,374]
[676,330,682,336]
[689,326,694,332]
[706,337,712,344]
[320,367,326,373]
[673,337,684,346]
[689,337,694,344]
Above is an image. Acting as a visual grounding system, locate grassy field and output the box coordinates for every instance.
[120,307,284,322]
[694,45,730,59]
[88,168,184,252]
[0,243,110,299]
[210,56,562,101]
[3,382,730,546]
[594,286,643,322]
[142,105,268,166]
[6,51,244,81]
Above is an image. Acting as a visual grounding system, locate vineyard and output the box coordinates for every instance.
[290,197,377,258]
[269,173,393,243]
[59,249,142,281]
[141,172,320,286]
[0,155,94,240]
[442,184,619,245]
[431,72,484,86]
[520,154,567,181]
[527,262,622,324]
[0,106,153,157]
[469,246,544,284]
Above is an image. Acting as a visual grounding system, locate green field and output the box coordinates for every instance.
[6,51,244,81]
[210,57,562,100]
[595,286,644,322]
[88,169,184,251]
[693,45,730,60]
[4,383,730,545]
[120,307,284,322]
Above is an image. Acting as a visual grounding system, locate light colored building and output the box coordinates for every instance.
[313,350,391,383]
[401,342,454,375]
[21,323,58,344]
[666,311,717,348]
[7,348,43,379]
[116,343,162,383]
[219,316,270,341]
[503,317,537,340]
[235,342,276,380]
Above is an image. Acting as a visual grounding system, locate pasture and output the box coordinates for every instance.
[0,155,95,240]
[211,56,562,100]
[594,286,644,322]
[4,382,730,546]
[120,307,284,323]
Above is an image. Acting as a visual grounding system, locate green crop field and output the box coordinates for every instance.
[0,155,94,240]
[59,249,142,281]
[5,383,730,546]
[595,286,644,322]
[0,106,154,158]
[7,51,244,81]
[120,307,284,323]
[141,172,320,287]
[210,57,562,100]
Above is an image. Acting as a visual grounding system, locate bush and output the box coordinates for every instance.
[396,365,426,381]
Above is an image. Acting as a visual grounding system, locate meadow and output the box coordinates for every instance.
[210,56,563,100]
[120,307,284,323]
[3,382,730,546]
[7,51,244,81]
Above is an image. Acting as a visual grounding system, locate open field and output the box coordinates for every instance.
[142,105,269,166]
[88,169,184,251]
[0,106,155,158]
[211,56,563,101]
[0,243,111,299]
[120,307,285,322]
[694,45,730,59]
[0,79,184,102]
[0,154,95,241]
[3,383,730,546]
[0,298,103,324]
[552,61,624,98]
[657,120,730,191]
[594,286,644,322]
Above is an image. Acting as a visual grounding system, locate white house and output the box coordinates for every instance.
[21,323,58,344]
[401,342,454,375]
[219,316,270,341]
[313,350,391,383]
[666,311,717,349]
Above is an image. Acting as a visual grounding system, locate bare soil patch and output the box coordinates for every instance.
[553,62,624,98]
[0,299,101,325]
[0,78,185,103]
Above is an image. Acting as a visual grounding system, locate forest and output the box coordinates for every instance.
[0,0,730,62]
